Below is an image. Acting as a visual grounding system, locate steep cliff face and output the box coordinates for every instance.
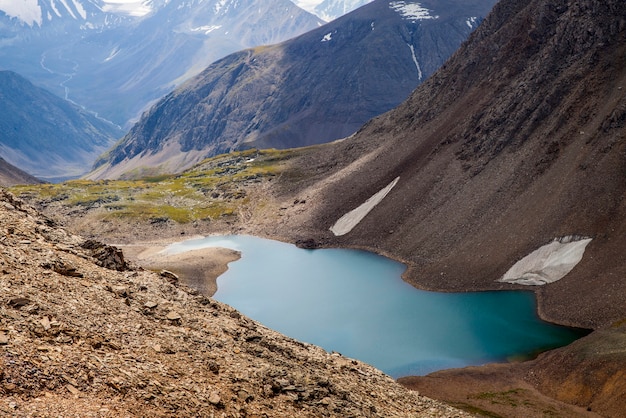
[90,0,496,179]
[266,0,626,329]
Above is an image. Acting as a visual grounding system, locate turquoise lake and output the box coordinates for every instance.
[163,235,586,378]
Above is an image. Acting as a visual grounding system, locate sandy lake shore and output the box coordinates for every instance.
[120,238,241,297]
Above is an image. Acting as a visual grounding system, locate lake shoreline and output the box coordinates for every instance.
[120,237,241,297]
[119,232,593,333]
[72,226,618,417]
[123,234,580,377]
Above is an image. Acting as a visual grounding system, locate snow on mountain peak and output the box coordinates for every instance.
[0,0,42,26]
[0,0,154,26]
[389,1,438,21]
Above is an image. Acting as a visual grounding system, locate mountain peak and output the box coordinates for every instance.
[0,0,44,26]
[0,0,159,28]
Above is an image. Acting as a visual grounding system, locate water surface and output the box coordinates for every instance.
[164,235,585,377]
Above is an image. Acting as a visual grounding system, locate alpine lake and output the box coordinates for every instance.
[163,235,587,378]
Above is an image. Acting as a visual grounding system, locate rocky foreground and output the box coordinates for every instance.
[0,189,471,417]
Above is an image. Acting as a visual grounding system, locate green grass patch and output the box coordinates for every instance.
[8,148,299,224]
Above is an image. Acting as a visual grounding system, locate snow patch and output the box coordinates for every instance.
[498,236,592,286]
[294,0,375,22]
[407,43,422,80]
[389,1,438,21]
[466,16,477,29]
[214,0,228,14]
[104,46,121,62]
[50,0,62,18]
[191,25,222,35]
[71,0,87,19]
[330,177,400,236]
[293,0,320,11]
[321,32,332,42]
[0,0,42,26]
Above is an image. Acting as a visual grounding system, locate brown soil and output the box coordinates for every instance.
[121,244,240,297]
[398,363,601,418]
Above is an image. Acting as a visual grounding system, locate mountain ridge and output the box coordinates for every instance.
[90,0,496,179]
[0,157,42,186]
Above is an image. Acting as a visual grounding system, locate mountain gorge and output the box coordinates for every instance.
[0,70,123,181]
[89,0,496,179]
[0,0,323,126]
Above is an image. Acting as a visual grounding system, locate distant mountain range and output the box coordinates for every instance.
[90,0,496,179]
[0,70,123,181]
[0,0,324,126]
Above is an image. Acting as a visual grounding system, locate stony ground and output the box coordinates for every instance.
[0,189,473,417]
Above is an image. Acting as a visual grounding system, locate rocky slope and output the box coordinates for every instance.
[0,70,123,182]
[89,0,496,179]
[255,0,626,330]
[0,189,472,416]
[249,1,625,413]
[0,158,42,187]
[11,137,626,417]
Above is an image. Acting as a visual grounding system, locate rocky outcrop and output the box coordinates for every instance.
[399,323,626,418]
[529,324,626,417]
[0,189,471,416]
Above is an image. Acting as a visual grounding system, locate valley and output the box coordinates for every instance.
[10,144,626,417]
[1,0,626,416]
